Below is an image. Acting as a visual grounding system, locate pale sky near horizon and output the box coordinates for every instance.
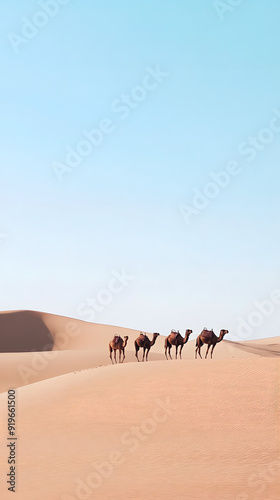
[1,0,280,342]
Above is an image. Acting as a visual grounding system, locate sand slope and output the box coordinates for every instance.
[0,357,279,500]
[0,311,279,499]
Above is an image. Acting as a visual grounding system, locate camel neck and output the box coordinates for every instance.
[151,335,157,346]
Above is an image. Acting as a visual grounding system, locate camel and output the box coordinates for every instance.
[165,329,193,360]
[109,335,128,364]
[134,332,160,362]
[195,328,229,359]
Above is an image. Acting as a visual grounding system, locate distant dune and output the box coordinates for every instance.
[0,310,279,393]
[0,310,54,352]
[0,311,279,499]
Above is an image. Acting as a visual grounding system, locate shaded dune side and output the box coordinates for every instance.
[0,309,162,358]
[0,311,54,353]
[0,310,139,353]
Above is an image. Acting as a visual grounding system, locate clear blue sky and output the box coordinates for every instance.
[1,0,280,341]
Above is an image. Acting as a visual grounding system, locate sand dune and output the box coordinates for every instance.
[0,356,279,500]
[0,311,279,499]
[0,311,279,394]
[1,335,279,394]
[0,310,54,352]
[1,310,279,358]
[0,311,162,393]
[0,310,139,352]
[227,338,280,358]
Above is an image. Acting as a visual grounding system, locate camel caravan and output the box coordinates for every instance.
[109,328,229,364]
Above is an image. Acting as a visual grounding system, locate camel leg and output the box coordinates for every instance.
[175,345,178,360]
[142,347,146,362]
[114,350,117,364]
[119,349,122,363]
[122,349,125,363]
[205,344,211,359]
[165,340,172,360]
[211,344,216,359]
[109,346,113,364]
[164,341,169,360]
[179,345,183,359]
[195,338,202,359]
[196,345,202,359]
[135,342,140,362]
[146,347,150,361]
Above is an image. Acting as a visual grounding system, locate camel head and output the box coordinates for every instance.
[220,329,229,337]
[124,336,129,340]
[182,329,192,344]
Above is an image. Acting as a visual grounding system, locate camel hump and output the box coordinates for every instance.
[137,333,147,346]
[113,335,121,344]
[139,333,147,339]
[201,329,214,339]
[170,330,179,339]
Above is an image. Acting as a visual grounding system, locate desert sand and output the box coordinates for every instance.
[0,310,279,500]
